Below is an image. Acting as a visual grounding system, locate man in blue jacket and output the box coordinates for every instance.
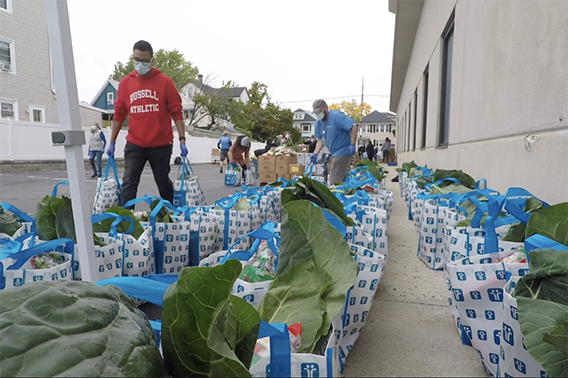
[310,99,357,185]
[217,130,232,173]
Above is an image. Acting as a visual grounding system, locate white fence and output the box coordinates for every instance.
[0,119,264,164]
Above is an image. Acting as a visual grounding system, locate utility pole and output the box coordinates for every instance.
[359,77,365,144]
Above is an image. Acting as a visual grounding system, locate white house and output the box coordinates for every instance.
[293,108,317,139]
[389,0,568,204]
[359,110,396,148]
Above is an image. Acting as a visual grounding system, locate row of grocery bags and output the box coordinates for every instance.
[0,163,393,377]
[396,161,568,378]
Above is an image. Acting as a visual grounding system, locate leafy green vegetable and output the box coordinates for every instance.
[0,206,20,236]
[282,176,354,226]
[0,280,163,377]
[502,197,545,242]
[92,206,144,240]
[270,200,359,352]
[516,249,568,377]
[35,195,75,241]
[233,198,250,211]
[432,169,476,189]
[415,175,433,189]
[427,183,473,195]
[93,234,106,247]
[525,202,568,246]
[258,260,330,353]
[150,199,173,223]
[161,259,260,378]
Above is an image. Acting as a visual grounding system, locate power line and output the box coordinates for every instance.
[278,94,390,104]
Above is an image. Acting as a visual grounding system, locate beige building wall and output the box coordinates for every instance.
[392,0,568,204]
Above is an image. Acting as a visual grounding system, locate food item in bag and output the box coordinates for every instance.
[240,264,274,283]
[251,323,302,366]
[31,252,67,269]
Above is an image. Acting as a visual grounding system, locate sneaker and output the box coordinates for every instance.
[220,167,223,173]
[91,174,97,178]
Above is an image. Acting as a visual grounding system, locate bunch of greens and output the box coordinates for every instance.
[135,199,175,223]
[515,248,568,378]
[257,200,359,353]
[427,183,473,195]
[161,259,260,378]
[432,169,476,189]
[524,202,568,246]
[0,206,20,236]
[354,159,389,182]
[233,197,251,211]
[92,206,145,240]
[0,281,164,377]
[35,194,77,242]
[395,161,417,173]
[501,198,546,242]
[282,176,354,226]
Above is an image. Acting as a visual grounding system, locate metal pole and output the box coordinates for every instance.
[359,77,364,144]
[44,0,96,282]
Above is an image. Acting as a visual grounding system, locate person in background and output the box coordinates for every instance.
[366,140,375,161]
[310,99,357,185]
[228,135,251,179]
[88,122,106,178]
[382,137,392,164]
[358,144,365,159]
[254,138,279,157]
[308,135,317,153]
[106,40,187,205]
[279,134,289,146]
[217,130,232,173]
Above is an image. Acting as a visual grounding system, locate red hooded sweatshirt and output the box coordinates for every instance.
[113,68,183,148]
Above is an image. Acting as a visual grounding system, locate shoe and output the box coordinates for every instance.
[91,174,97,178]
[220,167,223,173]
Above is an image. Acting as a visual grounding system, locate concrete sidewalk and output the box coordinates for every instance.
[342,170,487,377]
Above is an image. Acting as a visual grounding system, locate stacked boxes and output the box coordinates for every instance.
[257,155,299,183]
[211,148,220,164]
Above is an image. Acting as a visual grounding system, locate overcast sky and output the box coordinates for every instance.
[67,0,395,113]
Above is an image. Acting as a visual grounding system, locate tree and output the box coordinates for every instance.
[109,49,198,90]
[329,99,372,122]
[194,81,237,128]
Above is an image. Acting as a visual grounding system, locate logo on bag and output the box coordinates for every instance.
[342,314,350,326]
[361,311,368,322]
[425,236,433,244]
[370,279,378,290]
[115,259,121,269]
[133,249,140,256]
[358,280,367,288]
[451,251,463,261]
[495,270,507,280]
[477,330,487,341]
[242,294,254,303]
[165,256,172,264]
[301,363,319,378]
[514,359,527,374]
[462,325,473,340]
[518,268,528,276]
[166,235,174,242]
[480,258,492,264]
[360,297,368,305]
[503,324,514,345]
[466,309,476,318]
[349,297,356,306]
[451,237,458,245]
[33,275,43,282]
[426,217,434,225]
[489,353,499,365]
[475,271,486,281]
[494,330,501,345]
[540,370,549,377]
[487,288,503,302]
[485,310,496,320]
[353,314,359,323]
[181,234,188,242]
[180,255,186,263]
[138,262,144,268]
[453,289,464,301]
[52,273,58,281]
[127,262,133,269]
[470,291,482,300]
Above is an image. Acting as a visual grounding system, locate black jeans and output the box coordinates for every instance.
[122,142,173,207]
[383,150,390,163]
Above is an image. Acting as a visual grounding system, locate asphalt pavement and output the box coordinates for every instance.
[0,163,488,377]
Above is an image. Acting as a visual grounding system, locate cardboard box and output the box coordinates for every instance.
[279,173,293,181]
[211,148,220,157]
[258,172,277,183]
[258,155,276,165]
[289,164,305,174]
[275,164,289,175]
[258,164,275,174]
[275,155,295,165]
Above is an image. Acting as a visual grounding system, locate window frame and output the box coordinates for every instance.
[0,36,16,74]
[0,98,18,120]
[0,0,12,14]
[438,14,455,147]
[107,92,114,105]
[421,66,429,149]
[412,90,418,151]
[29,105,46,123]
[301,124,311,132]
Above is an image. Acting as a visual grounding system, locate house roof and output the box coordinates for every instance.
[227,87,247,98]
[362,110,396,124]
[90,79,119,106]
[293,109,316,122]
[80,101,110,114]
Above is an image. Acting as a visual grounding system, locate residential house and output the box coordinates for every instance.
[389,0,568,204]
[358,110,396,148]
[89,78,119,127]
[292,109,316,139]
[0,0,58,123]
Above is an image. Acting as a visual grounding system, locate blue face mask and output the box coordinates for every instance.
[134,61,151,76]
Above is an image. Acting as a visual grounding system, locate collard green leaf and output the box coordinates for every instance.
[275,200,358,351]
[515,249,568,305]
[92,206,144,240]
[524,197,544,213]
[0,206,20,236]
[502,222,526,242]
[432,169,476,189]
[55,205,76,242]
[161,260,259,378]
[149,199,174,223]
[517,297,568,378]
[427,183,472,195]
[35,195,67,241]
[525,202,568,247]
[542,320,568,356]
[0,281,163,377]
[258,260,330,353]
[233,198,250,211]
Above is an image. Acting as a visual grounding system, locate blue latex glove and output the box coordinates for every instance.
[348,144,356,156]
[180,143,188,157]
[106,141,115,157]
[310,153,318,163]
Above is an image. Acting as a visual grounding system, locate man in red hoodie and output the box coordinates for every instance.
[106,40,187,205]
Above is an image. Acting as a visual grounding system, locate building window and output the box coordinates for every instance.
[0,0,12,13]
[0,99,17,119]
[294,113,305,120]
[301,124,311,132]
[439,16,454,146]
[107,92,114,105]
[421,66,429,149]
[29,105,45,123]
[413,90,418,151]
[0,38,15,73]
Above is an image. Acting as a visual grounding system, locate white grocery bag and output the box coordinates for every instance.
[173,158,207,207]
[245,167,257,186]
[122,227,155,277]
[93,157,122,214]
[345,205,388,256]
[184,208,221,264]
[417,197,452,270]
[498,276,547,378]
[143,220,191,274]
[0,239,75,290]
[339,245,386,365]
[445,250,527,377]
